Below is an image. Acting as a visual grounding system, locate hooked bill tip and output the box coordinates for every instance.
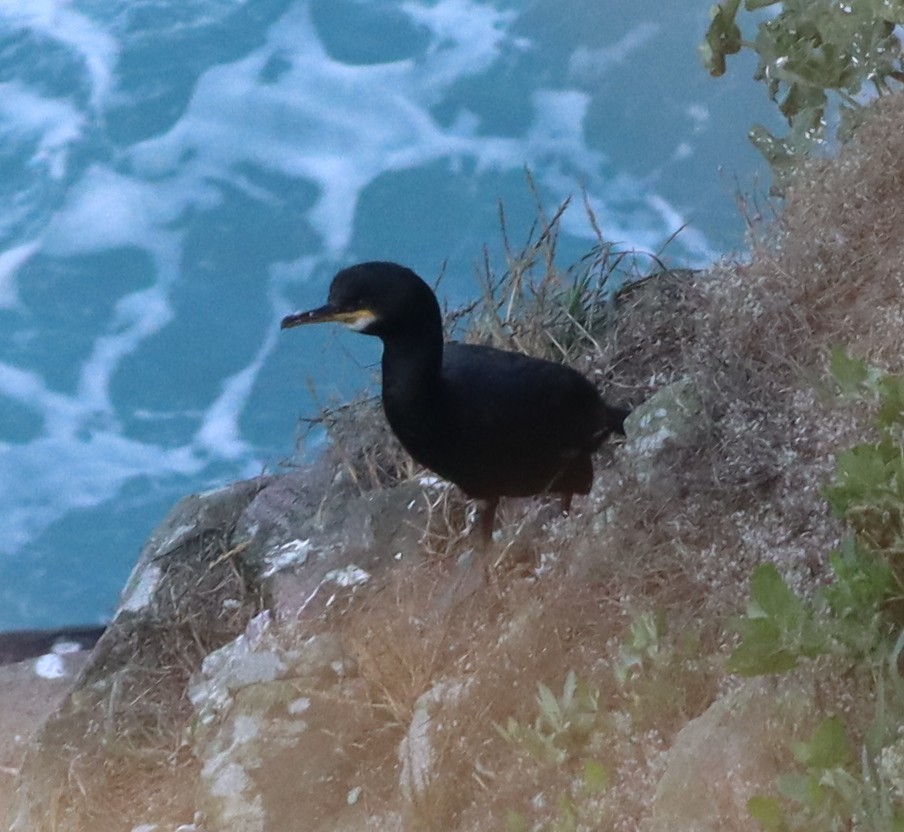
[280,313,306,329]
[280,303,335,329]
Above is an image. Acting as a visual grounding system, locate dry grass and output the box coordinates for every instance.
[298,391,417,495]
[566,101,904,614]
[327,557,721,830]
[334,562,620,826]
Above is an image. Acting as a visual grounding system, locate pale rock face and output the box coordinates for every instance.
[648,677,818,832]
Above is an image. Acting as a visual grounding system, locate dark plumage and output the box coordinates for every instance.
[281,261,629,543]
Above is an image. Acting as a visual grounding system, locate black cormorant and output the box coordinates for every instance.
[281,261,629,544]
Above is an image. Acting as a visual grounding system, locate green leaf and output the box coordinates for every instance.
[703,0,904,192]
[793,716,851,769]
[777,771,820,805]
[825,443,894,518]
[536,682,563,728]
[877,374,904,428]
[840,444,888,487]
[823,540,894,623]
[747,795,788,831]
[728,617,799,676]
[554,791,577,832]
[701,1,743,76]
[830,346,869,394]
[749,564,803,625]
[837,103,867,144]
[748,125,799,194]
[583,760,609,794]
[729,564,828,675]
[561,670,577,711]
[506,810,528,832]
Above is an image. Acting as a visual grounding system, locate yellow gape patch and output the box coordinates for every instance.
[339,309,377,331]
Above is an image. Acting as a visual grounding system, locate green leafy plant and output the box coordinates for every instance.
[613,609,666,686]
[748,714,904,831]
[504,762,609,832]
[612,609,714,730]
[731,350,904,676]
[732,349,904,829]
[727,562,826,675]
[498,615,716,830]
[825,349,904,567]
[701,0,904,191]
[498,671,610,832]
[747,717,857,831]
[496,670,607,766]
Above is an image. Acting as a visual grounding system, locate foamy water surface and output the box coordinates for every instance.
[0,0,774,628]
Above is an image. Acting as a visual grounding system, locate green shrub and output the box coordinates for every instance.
[730,349,904,829]
[701,0,904,191]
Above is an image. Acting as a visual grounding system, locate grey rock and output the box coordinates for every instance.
[399,678,470,802]
[256,479,429,621]
[4,462,435,832]
[191,617,376,832]
[624,378,703,484]
[647,676,817,832]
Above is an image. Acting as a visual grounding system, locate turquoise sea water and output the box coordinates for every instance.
[0,0,776,629]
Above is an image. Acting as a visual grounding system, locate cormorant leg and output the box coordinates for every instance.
[477,497,499,548]
[560,493,573,515]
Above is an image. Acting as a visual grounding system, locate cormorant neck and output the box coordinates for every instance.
[380,322,444,404]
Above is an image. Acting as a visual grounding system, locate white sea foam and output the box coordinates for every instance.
[52,639,83,655]
[568,22,661,82]
[0,433,201,555]
[646,194,718,263]
[128,1,460,253]
[0,241,40,309]
[401,0,527,95]
[43,166,199,256]
[195,316,283,461]
[0,0,119,112]
[121,0,700,261]
[686,103,711,132]
[0,362,77,427]
[0,82,84,181]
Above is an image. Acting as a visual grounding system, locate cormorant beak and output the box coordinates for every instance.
[281,304,377,332]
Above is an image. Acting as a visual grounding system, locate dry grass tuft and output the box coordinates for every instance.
[573,96,904,613]
[328,556,721,829]
[334,561,632,827]
[757,93,904,368]
[298,391,416,494]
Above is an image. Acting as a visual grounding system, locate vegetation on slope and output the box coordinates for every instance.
[702,0,904,191]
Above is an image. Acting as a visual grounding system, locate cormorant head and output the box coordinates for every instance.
[281,261,442,340]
